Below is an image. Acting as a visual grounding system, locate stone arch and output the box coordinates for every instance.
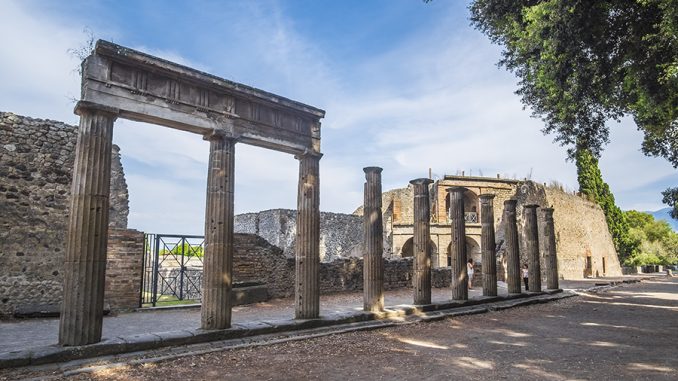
[444,188,480,223]
[401,237,436,258]
[445,235,481,266]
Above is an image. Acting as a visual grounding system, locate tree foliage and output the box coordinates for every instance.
[661,187,678,219]
[624,210,678,265]
[469,0,677,166]
[576,147,632,258]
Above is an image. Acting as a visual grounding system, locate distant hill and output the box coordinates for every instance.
[648,208,678,231]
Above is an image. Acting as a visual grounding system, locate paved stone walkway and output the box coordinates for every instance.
[0,275,656,354]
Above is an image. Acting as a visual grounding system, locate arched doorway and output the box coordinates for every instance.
[444,189,480,223]
[401,237,437,259]
[446,236,481,266]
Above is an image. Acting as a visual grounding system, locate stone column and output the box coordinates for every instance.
[201,132,235,330]
[59,101,118,346]
[447,187,467,301]
[363,167,384,312]
[295,153,321,319]
[410,178,433,305]
[480,194,497,297]
[524,204,542,292]
[503,200,521,294]
[542,208,560,290]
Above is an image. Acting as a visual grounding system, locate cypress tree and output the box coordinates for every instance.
[576,147,632,260]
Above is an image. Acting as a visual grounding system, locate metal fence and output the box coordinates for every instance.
[140,234,205,307]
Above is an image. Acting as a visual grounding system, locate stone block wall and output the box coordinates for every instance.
[0,112,129,317]
[234,209,363,262]
[104,229,145,310]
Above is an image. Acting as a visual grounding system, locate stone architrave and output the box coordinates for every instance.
[503,200,521,294]
[524,204,542,292]
[542,208,560,290]
[479,194,497,297]
[295,153,321,319]
[363,167,384,312]
[410,178,433,305]
[59,101,118,346]
[201,131,235,330]
[447,187,468,301]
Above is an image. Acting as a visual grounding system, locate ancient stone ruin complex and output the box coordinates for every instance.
[0,41,623,351]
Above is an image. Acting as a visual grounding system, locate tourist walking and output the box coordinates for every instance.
[522,264,529,291]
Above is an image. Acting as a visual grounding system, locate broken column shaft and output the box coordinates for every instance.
[410,178,433,305]
[480,194,497,297]
[201,132,235,330]
[59,102,117,346]
[503,200,521,294]
[295,153,321,319]
[363,167,384,312]
[447,187,467,301]
[524,204,542,292]
[542,207,559,290]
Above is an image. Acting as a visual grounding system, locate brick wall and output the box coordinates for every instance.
[104,229,145,311]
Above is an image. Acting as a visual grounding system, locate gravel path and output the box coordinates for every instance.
[2,276,675,380]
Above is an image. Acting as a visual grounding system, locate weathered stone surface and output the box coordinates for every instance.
[59,103,117,346]
[410,178,433,305]
[363,167,384,312]
[503,199,522,294]
[295,154,321,319]
[234,209,362,262]
[201,134,235,330]
[480,194,497,297]
[0,112,129,318]
[542,208,559,290]
[447,187,468,301]
[524,205,542,292]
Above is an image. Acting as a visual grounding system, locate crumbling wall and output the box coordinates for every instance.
[234,209,363,262]
[0,112,130,317]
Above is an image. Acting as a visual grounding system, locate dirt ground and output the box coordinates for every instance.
[3,277,676,380]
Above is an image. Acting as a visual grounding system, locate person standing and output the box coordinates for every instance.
[467,258,475,289]
[522,264,529,291]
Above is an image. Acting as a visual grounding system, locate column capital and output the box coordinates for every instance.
[294,149,323,161]
[203,129,239,142]
[409,178,433,186]
[363,166,383,174]
[504,199,518,207]
[523,204,540,209]
[74,101,119,118]
[446,186,467,194]
[479,193,496,202]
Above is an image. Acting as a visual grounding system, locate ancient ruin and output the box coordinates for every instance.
[59,40,325,345]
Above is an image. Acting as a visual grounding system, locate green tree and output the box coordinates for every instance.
[623,210,678,265]
[662,187,678,219]
[469,0,677,208]
[576,147,632,259]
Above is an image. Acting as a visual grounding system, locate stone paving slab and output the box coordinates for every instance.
[0,274,659,369]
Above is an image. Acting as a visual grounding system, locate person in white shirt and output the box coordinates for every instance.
[522,264,529,291]
[467,258,475,289]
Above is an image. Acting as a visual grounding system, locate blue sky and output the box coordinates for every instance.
[1,0,675,235]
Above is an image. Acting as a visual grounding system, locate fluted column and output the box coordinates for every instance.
[542,208,559,290]
[201,131,235,330]
[504,200,521,294]
[363,167,384,312]
[411,178,433,305]
[447,187,467,301]
[524,204,542,292]
[295,153,321,319]
[480,194,497,297]
[59,101,117,346]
